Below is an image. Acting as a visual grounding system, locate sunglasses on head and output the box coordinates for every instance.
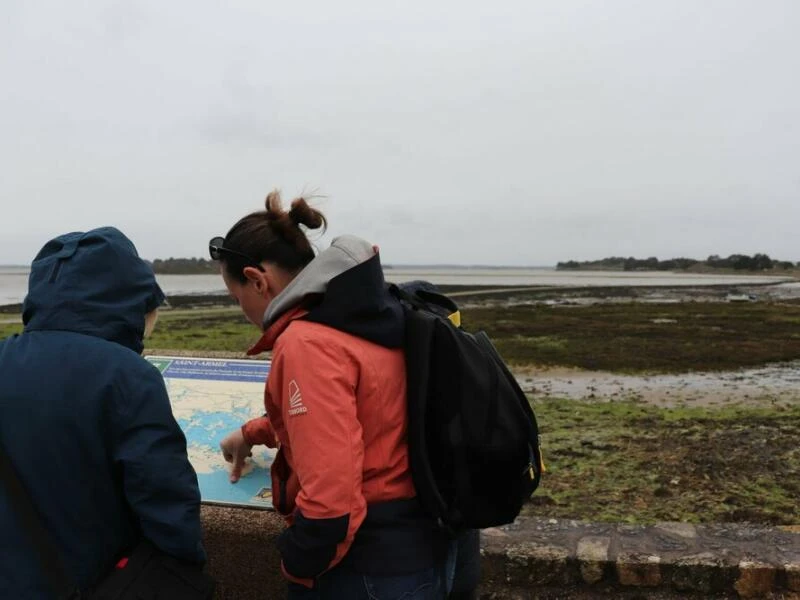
[208,236,265,271]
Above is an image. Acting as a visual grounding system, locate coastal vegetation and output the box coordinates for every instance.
[142,253,800,275]
[148,258,218,274]
[3,299,800,373]
[529,399,799,524]
[143,300,800,525]
[2,294,798,525]
[466,301,800,372]
[557,253,798,272]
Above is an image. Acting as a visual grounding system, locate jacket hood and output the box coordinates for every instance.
[22,227,165,353]
[262,235,404,348]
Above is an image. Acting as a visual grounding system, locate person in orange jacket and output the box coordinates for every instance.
[214,191,454,599]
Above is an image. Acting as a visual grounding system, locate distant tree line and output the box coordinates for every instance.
[148,258,219,274]
[557,254,798,272]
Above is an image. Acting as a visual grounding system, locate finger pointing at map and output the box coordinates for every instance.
[220,428,253,483]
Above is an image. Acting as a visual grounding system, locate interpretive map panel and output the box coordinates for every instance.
[146,356,275,509]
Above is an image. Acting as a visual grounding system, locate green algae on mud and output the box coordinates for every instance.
[5,300,800,372]
[3,302,799,527]
[526,398,800,525]
[3,300,800,373]
[466,301,800,372]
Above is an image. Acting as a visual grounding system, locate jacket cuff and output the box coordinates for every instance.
[241,416,274,447]
[277,513,349,579]
[281,561,314,588]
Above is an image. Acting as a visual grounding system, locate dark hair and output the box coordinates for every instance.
[220,191,327,283]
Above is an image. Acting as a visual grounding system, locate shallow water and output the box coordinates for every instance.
[0,266,792,306]
[519,361,800,407]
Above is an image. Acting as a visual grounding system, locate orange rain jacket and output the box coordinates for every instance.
[240,236,447,586]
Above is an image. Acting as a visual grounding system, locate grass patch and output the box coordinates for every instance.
[463,302,800,372]
[526,398,800,524]
[0,309,260,353]
[145,308,260,353]
[0,321,22,338]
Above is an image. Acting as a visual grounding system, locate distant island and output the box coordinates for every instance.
[147,258,218,275]
[556,254,798,272]
[148,254,799,275]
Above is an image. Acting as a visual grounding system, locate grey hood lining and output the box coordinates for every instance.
[263,235,375,327]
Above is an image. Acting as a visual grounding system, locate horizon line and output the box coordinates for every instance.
[0,263,558,270]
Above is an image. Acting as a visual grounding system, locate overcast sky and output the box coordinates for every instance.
[1,1,798,266]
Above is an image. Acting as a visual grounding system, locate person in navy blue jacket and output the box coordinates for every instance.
[0,227,205,599]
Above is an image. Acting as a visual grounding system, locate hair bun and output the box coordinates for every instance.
[264,190,284,220]
[289,197,326,231]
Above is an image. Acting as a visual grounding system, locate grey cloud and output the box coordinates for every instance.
[1,0,799,266]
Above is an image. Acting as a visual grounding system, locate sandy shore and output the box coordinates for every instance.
[517,362,800,408]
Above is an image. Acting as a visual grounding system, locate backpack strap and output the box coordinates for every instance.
[0,443,81,600]
[389,286,454,530]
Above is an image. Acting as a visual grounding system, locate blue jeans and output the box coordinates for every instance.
[287,549,456,600]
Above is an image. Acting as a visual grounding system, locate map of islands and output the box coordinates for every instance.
[145,356,275,509]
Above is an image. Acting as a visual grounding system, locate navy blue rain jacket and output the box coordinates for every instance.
[0,227,205,599]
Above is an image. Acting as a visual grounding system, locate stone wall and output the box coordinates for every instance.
[201,507,800,599]
[480,517,800,599]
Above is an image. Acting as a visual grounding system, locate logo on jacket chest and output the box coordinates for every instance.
[287,379,308,416]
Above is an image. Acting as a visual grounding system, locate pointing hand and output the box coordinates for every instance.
[220,428,253,483]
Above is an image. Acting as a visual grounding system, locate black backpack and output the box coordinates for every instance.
[391,282,544,533]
